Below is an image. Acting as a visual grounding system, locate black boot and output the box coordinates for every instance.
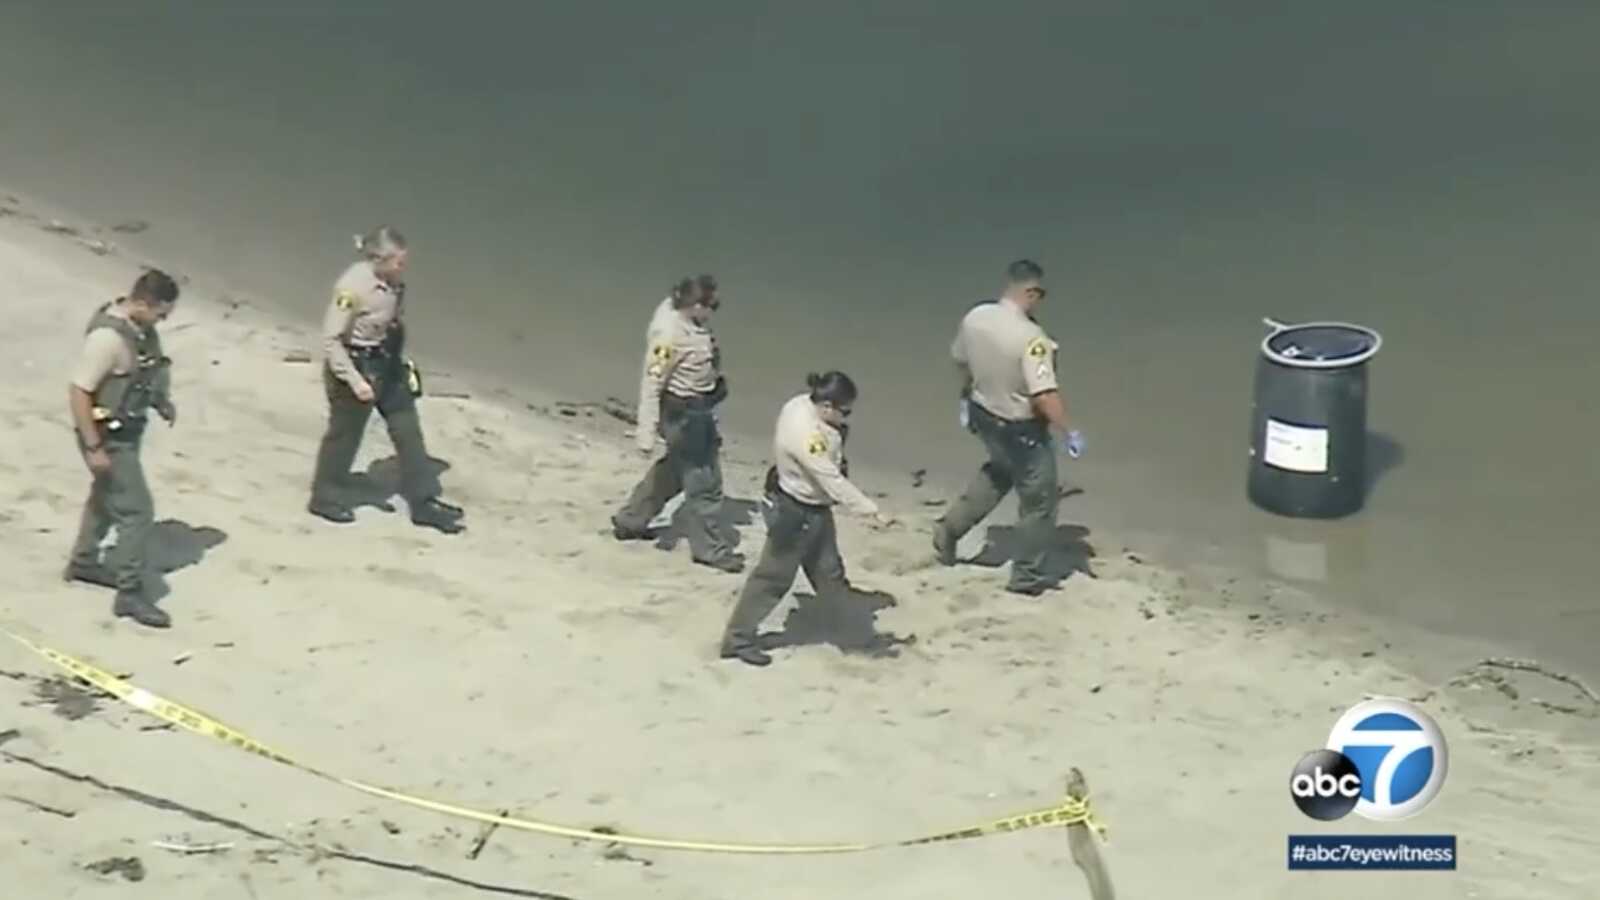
[610,515,654,541]
[932,524,958,567]
[308,498,356,524]
[411,498,465,534]
[113,591,171,629]
[719,643,772,667]
[63,561,117,589]
[695,553,746,574]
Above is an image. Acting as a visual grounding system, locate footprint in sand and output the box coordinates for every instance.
[16,486,71,514]
[362,565,466,600]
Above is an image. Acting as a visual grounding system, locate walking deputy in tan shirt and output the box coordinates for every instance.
[719,371,895,667]
[306,225,464,534]
[63,269,180,629]
[933,259,1085,596]
[611,274,743,573]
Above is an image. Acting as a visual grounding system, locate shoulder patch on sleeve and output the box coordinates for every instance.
[1025,336,1050,359]
[806,433,829,456]
[334,289,361,312]
[646,343,675,378]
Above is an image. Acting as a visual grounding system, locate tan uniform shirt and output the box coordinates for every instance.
[71,306,137,392]
[951,298,1058,421]
[773,393,879,516]
[322,260,406,389]
[635,297,722,451]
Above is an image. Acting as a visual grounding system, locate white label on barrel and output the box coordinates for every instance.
[1263,418,1328,473]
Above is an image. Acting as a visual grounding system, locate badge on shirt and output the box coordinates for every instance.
[334,290,360,312]
[1026,337,1050,359]
[806,433,829,456]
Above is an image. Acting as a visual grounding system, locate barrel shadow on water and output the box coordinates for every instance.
[1364,431,1405,499]
[968,524,1097,585]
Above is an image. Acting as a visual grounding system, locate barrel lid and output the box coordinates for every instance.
[1260,319,1382,369]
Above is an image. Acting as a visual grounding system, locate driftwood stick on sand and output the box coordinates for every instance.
[152,839,235,855]
[466,809,508,860]
[1476,658,1600,706]
[1065,768,1115,900]
[4,793,78,818]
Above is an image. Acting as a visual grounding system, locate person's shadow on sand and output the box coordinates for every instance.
[965,523,1097,585]
[143,519,228,604]
[653,495,763,554]
[763,585,914,658]
[345,455,453,513]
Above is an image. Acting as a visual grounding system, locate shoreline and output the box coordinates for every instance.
[0,186,1533,687]
[6,177,1593,689]
[1,189,1597,898]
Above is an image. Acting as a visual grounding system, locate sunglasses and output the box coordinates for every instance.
[1026,286,1048,299]
[833,405,853,418]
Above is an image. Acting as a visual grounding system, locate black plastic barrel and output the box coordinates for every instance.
[1246,319,1383,518]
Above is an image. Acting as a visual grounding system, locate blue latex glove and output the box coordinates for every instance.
[1062,429,1085,459]
[958,398,970,431]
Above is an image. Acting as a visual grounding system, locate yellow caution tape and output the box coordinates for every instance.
[2,626,1106,854]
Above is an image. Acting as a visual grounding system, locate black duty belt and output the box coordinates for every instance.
[768,477,829,511]
[780,488,829,511]
[99,415,147,441]
[345,342,392,359]
[662,390,718,413]
[970,401,1047,440]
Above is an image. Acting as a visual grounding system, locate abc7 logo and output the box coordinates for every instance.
[1289,698,1448,821]
[1290,750,1364,820]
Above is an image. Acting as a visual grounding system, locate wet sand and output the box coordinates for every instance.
[2,195,1598,898]
[4,4,1598,683]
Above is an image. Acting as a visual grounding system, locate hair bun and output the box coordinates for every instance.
[805,372,822,389]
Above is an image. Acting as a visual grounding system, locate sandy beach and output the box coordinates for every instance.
[2,193,1598,898]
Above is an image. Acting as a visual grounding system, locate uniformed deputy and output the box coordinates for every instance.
[63,269,181,628]
[611,274,744,573]
[719,372,895,667]
[933,259,1085,596]
[307,226,464,533]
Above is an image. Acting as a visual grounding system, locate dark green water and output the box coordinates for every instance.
[4,3,1597,676]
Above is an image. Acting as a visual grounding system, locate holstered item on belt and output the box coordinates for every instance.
[91,407,146,442]
[347,341,398,388]
[761,464,826,507]
[662,393,719,463]
[969,400,1048,447]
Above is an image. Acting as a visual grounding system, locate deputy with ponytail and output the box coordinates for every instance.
[307,225,464,533]
[719,371,894,667]
[611,274,742,574]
